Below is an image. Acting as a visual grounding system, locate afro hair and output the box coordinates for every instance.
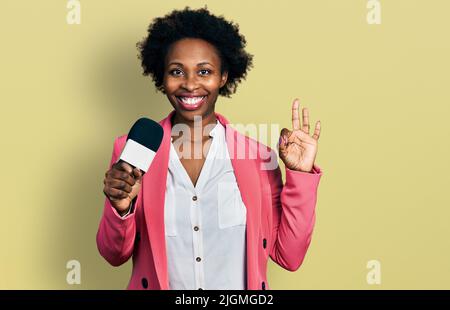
[136,6,253,97]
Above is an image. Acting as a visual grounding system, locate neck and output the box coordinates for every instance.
[171,111,217,143]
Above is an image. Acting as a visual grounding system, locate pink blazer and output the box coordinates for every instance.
[96,110,323,290]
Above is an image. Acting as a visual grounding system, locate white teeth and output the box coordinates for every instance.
[178,96,205,105]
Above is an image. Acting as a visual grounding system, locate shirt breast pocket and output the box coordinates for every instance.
[217,182,247,229]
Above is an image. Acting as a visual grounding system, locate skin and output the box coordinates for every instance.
[162,38,228,188]
[103,38,322,215]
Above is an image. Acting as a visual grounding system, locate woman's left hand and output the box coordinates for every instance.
[278,99,321,172]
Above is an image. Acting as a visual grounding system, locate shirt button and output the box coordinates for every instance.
[196,257,202,262]
[192,196,198,201]
[141,278,148,289]
[194,226,199,231]
[263,238,267,249]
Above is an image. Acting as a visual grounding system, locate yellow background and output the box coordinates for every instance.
[1,0,449,289]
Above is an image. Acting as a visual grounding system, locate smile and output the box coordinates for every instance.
[175,96,207,111]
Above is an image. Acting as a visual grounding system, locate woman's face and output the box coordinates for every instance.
[163,38,228,123]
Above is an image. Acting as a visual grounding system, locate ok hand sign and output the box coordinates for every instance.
[278,99,321,172]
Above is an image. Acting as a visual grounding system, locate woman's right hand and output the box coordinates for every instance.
[103,161,142,215]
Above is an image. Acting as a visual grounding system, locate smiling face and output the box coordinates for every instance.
[163,38,228,124]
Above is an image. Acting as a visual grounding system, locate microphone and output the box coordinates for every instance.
[117,117,164,173]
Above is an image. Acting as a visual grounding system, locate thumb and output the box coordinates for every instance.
[278,128,290,151]
[132,168,143,182]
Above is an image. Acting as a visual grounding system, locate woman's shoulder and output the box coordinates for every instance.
[228,125,275,152]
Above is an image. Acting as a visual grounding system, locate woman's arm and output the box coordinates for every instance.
[96,136,137,266]
[268,98,322,271]
[268,162,322,271]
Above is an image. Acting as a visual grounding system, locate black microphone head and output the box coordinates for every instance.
[127,117,164,152]
[118,117,164,173]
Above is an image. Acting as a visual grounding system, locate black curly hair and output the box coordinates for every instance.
[136,6,253,97]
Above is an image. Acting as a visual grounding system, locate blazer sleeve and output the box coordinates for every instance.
[96,136,137,267]
[268,159,323,271]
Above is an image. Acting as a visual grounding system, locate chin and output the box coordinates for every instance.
[178,108,210,121]
[170,97,214,121]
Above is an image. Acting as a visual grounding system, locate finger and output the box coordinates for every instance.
[279,135,287,153]
[104,187,128,200]
[280,128,292,143]
[279,128,293,154]
[114,160,134,174]
[302,107,310,134]
[107,179,132,193]
[292,99,300,131]
[278,134,286,149]
[312,121,321,140]
[132,168,142,180]
[278,131,288,153]
[111,170,136,186]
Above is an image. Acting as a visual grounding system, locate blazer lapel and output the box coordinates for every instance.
[218,114,262,290]
[141,111,175,290]
[142,111,262,290]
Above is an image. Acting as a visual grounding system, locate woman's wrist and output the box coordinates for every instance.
[286,164,314,173]
[118,201,133,217]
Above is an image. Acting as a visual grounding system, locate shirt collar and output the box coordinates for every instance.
[208,120,220,138]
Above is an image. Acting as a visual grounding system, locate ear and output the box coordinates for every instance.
[219,71,228,88]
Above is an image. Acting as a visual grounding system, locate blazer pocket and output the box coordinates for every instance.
[218,182,247,229]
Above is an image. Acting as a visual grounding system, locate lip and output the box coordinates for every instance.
[176,93,207,97]
[175,95,207,111]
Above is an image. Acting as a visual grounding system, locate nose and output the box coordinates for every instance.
[181,74,199,92]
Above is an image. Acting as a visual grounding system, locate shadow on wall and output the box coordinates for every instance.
[49,32,170,289]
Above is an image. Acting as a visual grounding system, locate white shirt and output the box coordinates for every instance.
[164,120,247,290]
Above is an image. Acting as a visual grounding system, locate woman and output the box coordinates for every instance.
[97,7,323,290]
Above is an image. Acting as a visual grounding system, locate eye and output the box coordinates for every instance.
[169,69,183,76]
[198,69,211,76]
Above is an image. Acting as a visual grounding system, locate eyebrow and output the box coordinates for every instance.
[168,61,214,67]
